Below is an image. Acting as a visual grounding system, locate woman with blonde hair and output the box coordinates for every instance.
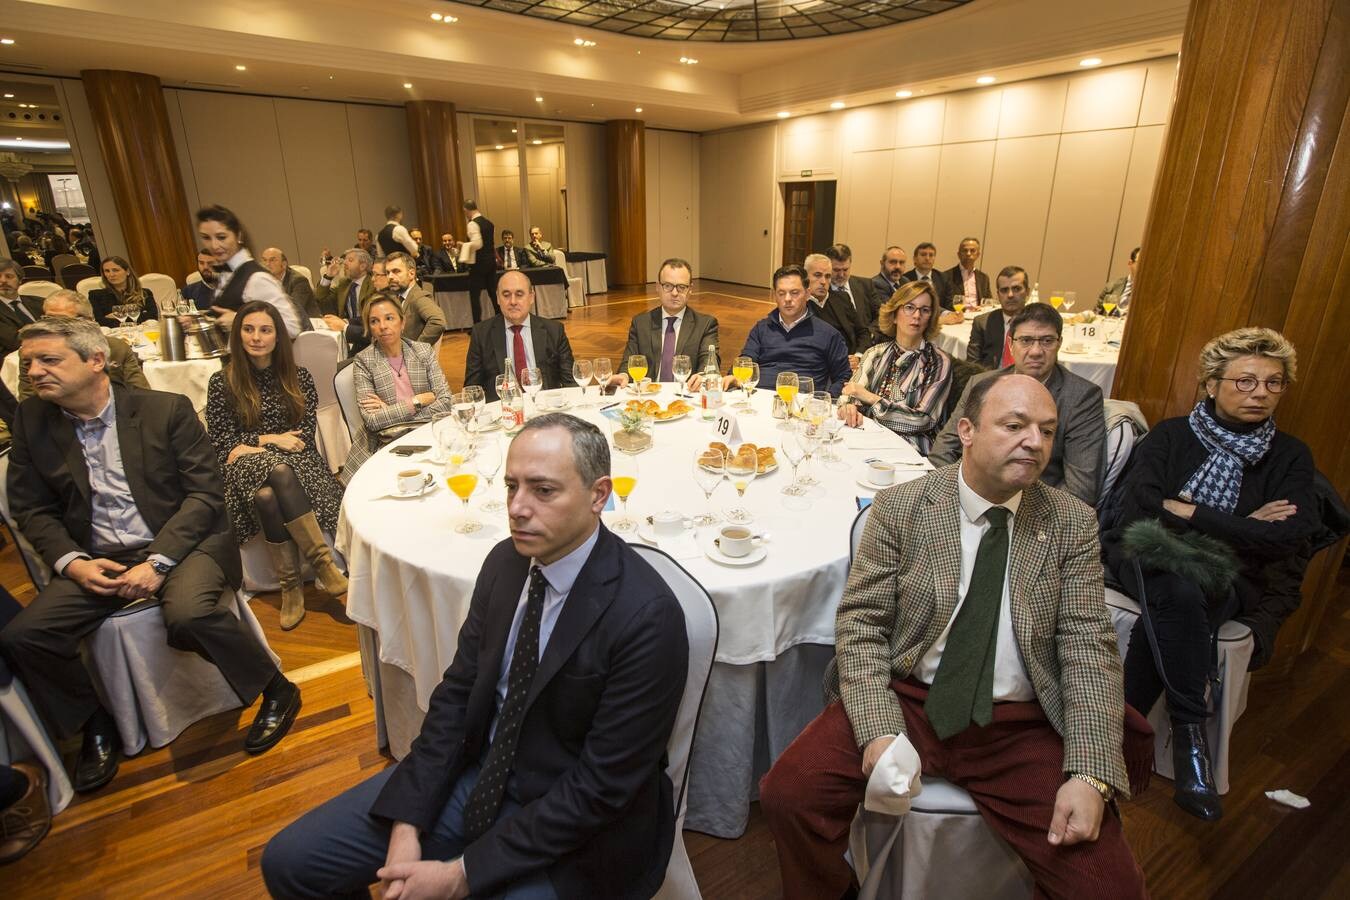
[837,280,956,454]
[89,256,159,326]
[1102,326,1318,822]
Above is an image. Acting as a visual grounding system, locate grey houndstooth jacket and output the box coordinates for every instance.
[827,464,1131,795]
[340,338,454,483]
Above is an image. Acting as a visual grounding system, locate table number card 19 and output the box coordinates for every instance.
[713,409,743,445]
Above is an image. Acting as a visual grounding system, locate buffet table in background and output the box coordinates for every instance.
[427,266,569,329]
[337,385,931,837]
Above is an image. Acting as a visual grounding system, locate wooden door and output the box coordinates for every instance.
[781,182,814,267]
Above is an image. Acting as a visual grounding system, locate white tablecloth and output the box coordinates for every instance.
[338,386,929,711]
[935,314,1121,396]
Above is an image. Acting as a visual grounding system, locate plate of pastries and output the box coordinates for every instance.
[623,398,695,422]
[700,441,778,475]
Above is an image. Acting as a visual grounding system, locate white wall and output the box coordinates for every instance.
[644,129,700,283]
[703,57,1176,300]
[699,123,778,287]
[163,89,417,279]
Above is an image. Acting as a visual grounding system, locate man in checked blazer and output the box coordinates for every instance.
[761,371,1151,899]
[621,257,719,383]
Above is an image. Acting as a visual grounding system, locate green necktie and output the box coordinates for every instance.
[925,506,1011,740]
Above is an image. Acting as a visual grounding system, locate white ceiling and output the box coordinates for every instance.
[0,0,1187,131]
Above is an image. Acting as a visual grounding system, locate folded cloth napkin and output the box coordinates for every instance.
[847,735,925,899]
[659,531,702,561]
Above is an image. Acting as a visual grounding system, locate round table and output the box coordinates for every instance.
[935,312,1121,396]
[338,385,932,836]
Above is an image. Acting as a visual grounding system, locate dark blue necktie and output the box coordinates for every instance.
[346,281,358,320]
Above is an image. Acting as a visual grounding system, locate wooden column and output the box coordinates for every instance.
[1113,0,1350,672]
[80,70,196,279]
[605,120,646,286]
[406,101,466,243]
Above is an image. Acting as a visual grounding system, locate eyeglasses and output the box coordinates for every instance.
[899,304,932,317]
[1012,335,1060,349]
[660,282,691,295]
[1217,376,1287,393]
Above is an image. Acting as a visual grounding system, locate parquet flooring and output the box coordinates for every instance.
[2,280,1347,897]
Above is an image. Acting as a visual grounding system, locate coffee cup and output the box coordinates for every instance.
[397,468,427,495]
[717,524,757,558]
[652,510,686,538]
[867,461,895,487]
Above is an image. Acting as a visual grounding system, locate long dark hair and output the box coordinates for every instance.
[101,255,146,307]
[195,204,251,251]
[224,301,305,430]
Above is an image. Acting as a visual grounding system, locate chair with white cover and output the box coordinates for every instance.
[629,545,719,900]
[1100,400,1148,505]
[186,271,203,286]
[1105,587,1253,794]
[139,273,178,307]
[294,330,351,474]
[75,275,102,298]
[334,364,362,444]
[0,450,51,592]
[87,590,281,755]
[18,280,62,300]
[553,249,584,309]
[850,502,871,563]
[0,653,74,815]
[291,264,313,287]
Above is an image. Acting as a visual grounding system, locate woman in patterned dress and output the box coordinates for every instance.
[205,301,346,629]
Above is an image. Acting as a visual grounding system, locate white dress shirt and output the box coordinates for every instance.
[913,465,1035,702]
[386,220,419,256]
[217,249,303,337]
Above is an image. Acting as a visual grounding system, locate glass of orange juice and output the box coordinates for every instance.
[445,461,481,533]
[611,455,638,534]
[626,354,648,391]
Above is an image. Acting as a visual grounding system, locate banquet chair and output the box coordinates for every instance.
[139,272,178,304]
[849,502,871,564]
[1105,588,1253,794]
[49,253,78,279]
[0,650,74,815]
[75,275,102,298]
[186,271,202,285]
[0,449,52,591]
[59,262,97,289]
[1100,400,1148,506]
[294,330,350,473]
[552,249,584,309]
[334,365,362,444]
[629,545,719,900]
[291,264,313,287]
[22,265,51,281]
[17,279,62,300]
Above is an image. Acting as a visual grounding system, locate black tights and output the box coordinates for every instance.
[254,463,314,543]
[1119,564,1236,724]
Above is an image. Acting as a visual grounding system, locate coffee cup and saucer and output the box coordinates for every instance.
[638,510,695,545]
[388,468,437,499]
[856,460,897,491]
[703,524,768,566]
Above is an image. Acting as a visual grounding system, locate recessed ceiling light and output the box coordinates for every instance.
[2,93,12,99]
[679,57,699,65]
[895,90,912,98]
[495,144,504,150]
[830,101,845,110]
[431,12,457,22]
[535,96,544,102]
[635,107,643,113]
[573,38,596,47]
[13,137,21,141]
[511,128,517,133]
[776,111,790,118]
[532,139,542,145]
[235,65,247,71]
[1079,57,1103,67]
[976,75,997,85]
[0,39,15,46]
[403,82,413,89]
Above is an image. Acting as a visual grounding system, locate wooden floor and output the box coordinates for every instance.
[4,279,1349,898]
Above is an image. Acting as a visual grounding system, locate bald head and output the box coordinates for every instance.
[260,247,288,280]
[44,290,94,320]
[957,373,1058,501]
[497,269,535,326]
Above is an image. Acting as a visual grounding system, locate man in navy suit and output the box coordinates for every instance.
[263,414,689,900]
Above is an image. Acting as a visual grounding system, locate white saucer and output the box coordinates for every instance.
[385,474,439,499]
[638,517,695,544]
[855,475,894,491]
[701,531,768,567]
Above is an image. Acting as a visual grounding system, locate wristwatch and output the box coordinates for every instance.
[412,397,424,411]
[1070,772,1115,801]
[149,559,175,577]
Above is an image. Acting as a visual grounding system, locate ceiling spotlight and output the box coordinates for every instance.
[635,107,643,113]
[431,12,442,19]
[776,111,790,119]
[13,137,21,141]
[679,56,699,65]
[1079,57,1103,67]
[235,65,247,71]
[511,128,518,133]
[403,82,413,89]
[830,101,845,110]
[535,96,544,102]
[2,93,12,99]
[895,90,912,98]
[532,139,542,145]
[495,144,504,150]
[573,38,597,47]
[0,39,15,46]
[976,75,997,85]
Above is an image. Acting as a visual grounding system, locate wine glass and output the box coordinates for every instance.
[593,357,613,396]
[475,437,505,513]
[445,459,481,534]
[732,356,754,409]
[465,385,486,416]
[452,390,477,436]
[796,376,815,420]
[741,361,761,414]
[775,372,799,430]
[1063,291,1078,313]
[494,374,511,402]
[692,448,724,526]
[780,424,807,496]
[521,366,543,413]
[672,355,692,397]
[611,455,639,534]
[431,410,457,463]
[724,455,758,524]
[626,355,649,392]
[572,359,594,406]
[951,294,966,315]
[797,401,828,487]
[821,408,847,469]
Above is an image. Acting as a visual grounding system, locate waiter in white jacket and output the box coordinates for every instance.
[460,200,498,323]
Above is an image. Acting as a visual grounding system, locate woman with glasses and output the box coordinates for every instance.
[1102,327,1318,822]
[837,280,955,454]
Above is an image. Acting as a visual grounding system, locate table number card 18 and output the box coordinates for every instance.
[1072,322,1100,344]
[713,409,743,445]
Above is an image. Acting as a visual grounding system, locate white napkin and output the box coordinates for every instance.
[864,734,924,815]
[1265,789,1310,809]
[659,532,702,561]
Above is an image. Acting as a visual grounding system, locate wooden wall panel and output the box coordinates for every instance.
[699,125,776,287]
[886,146,941,256]
[274,98,362,272]
[406,101,465,250]
[605,119,647,286]
[942,89,1002,144]
[1113,0,1348,671]
[841,150,895,273]
[645,130,699,283]
[1039,129,1134,305]
[931,141,995,260]
[984,135,1059,282]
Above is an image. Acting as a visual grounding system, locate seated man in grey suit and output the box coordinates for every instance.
[1096,246,1139,315]
[383,252,446,345]
[930,302,1106,505]
[968,265,1031,370]
[465,269,575,402]
[522,226,555,268]
[621,257,719,384]
[0,318,299,794]
[260,247,319,318]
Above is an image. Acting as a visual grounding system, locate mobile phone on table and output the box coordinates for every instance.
[390,445,430,456]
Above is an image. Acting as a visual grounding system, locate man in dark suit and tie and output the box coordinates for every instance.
[871,245,909,305]
[316,248,375,354]
[432,233,461,274]
[902,241,951,309]
[464,270,576,402]
[967,265,1030,370]
[942,237,993,308]
[463,200,498,322]
[497,230,526,271]
[0,259,44,356]
[823,243,881,339]
[805,254,870,362]
[263,413,689,900]
[0,318,300,793]
[621,257,719,384]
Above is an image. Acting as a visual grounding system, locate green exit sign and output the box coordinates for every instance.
[800,169,813,177]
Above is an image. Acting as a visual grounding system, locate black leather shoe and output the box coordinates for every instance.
[244,680,301,755]
[74,719,121,794]
[1171,721,1223,821]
